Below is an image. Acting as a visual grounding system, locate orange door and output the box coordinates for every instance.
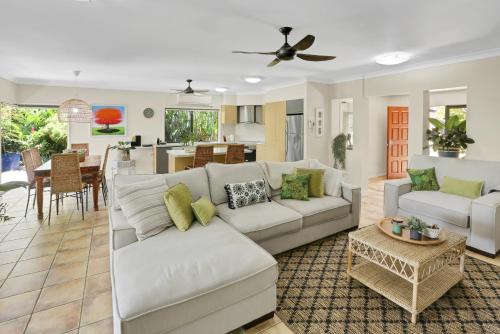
[387,106,409,179]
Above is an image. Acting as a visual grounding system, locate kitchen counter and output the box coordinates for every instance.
[167,147,253,173]
[167,147,253,157]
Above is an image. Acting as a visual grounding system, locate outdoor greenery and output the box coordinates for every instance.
[332,133,347,170]
[0,104,67,160]
[426,114,474,152]
[165,109,218,143]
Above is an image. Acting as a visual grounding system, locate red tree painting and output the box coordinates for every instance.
[94,107,122,133]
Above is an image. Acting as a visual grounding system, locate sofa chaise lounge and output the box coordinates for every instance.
[109,160,360,334]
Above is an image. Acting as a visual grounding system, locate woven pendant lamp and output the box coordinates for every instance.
[58,71,92,123]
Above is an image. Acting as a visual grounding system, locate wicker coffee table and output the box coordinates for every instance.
[347,224,466,323]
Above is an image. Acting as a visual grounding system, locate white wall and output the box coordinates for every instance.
[429,89,467,107]
[304,82,331,164]
[0,77,16,104]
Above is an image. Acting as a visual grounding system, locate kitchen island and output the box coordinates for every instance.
[167,147,253,173]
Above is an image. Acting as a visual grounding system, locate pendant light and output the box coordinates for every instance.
[58,70,92,123]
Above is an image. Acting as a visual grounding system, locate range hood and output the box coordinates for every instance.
[237,105,263,124]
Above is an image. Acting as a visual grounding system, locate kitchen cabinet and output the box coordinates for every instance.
[257,101,286,161]
[220,105,237,125]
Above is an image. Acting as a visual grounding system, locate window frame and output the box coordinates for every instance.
[164,107,219,143]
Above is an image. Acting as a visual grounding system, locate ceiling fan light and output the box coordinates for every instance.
[59,98,92,123]
[215,87,228,93]
[375,52,411,65]
[244,77,262,84]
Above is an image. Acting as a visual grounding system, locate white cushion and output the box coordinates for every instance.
[262,160,309,190]
[165,167,211,200]
[399,191,472,228]
[217,201,302,242]
[273,195,351,227]
[116,178,172,241]
[112,174,167,210]
[109,209,138,249]
[309,159,343,197]
[205,162,269,205]
[111,217,278,334]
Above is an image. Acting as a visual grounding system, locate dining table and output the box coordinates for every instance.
[34,155,102,220]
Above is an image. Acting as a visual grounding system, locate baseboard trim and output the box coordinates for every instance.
[242,311,275,329]
[466,245,499,259]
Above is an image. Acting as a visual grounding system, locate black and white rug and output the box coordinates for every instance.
[275,231,500,334]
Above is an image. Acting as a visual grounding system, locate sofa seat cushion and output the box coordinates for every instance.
[109,208,138,250]
[399,191,472,228]
[273,195,351,227]
[216,201,303,242]
[112,217,277,334]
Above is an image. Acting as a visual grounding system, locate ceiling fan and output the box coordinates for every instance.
[232,27,336,67]
[172,79,209,95]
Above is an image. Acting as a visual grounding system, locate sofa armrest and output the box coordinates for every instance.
[470,192,500,255]
[383,178,412,217]
[341,182,361,227]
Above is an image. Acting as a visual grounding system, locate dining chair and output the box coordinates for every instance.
[48,153,86,224]
[225,144,245,164]
[22,149,50,217]
[83,144,110,206]
[71,143,90,156]
[186,145,214,169]
[31,147,43,168]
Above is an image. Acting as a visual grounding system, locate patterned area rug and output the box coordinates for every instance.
[275,231,500,334]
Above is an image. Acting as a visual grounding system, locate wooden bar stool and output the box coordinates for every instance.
[186,145,214,169]
[225,144,245,164]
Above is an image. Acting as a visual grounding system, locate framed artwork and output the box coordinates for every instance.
[91,105,127,136]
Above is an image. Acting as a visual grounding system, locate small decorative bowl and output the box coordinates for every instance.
[423,227,441,239]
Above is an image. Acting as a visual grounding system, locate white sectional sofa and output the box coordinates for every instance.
[384,154,500,257]
[109,161,361,334]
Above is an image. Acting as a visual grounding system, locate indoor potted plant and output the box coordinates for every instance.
[110,141,135,161]
[423,224,442,239]
[426,115,475,158]
[332,133,347,169]
[406,216,427,241]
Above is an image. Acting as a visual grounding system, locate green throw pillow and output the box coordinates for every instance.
[295,168,325,197]
[440,176,484,199]
[191,196,217,226]
[407,167,440,191]
[281,174,310,201]
[164,183,194,232]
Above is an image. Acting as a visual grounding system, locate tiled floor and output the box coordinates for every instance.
[0,177,498,334]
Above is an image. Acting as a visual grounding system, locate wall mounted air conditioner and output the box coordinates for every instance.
[176,94,212,107]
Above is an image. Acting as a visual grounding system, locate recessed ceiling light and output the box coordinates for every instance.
[215,87,228,93]
[375,52,411,65]
[244,77,262,84]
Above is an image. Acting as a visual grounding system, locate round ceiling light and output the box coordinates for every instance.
[215,87,228,93]
[375,52,411,65]
[244,77,262,84]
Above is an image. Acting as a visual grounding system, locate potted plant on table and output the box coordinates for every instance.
[426,115,474,158]
[406,216,427,241]
[110,141,135,161]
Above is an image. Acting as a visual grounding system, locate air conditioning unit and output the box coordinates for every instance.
[176,94,212,107]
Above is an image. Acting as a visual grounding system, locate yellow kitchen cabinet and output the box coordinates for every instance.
[220,105,237,125]
[257,101,286,161]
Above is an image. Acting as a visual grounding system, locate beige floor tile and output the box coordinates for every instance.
[80,290,113,326]
[37,224,67,235]
[93,225,109,236]
[12,222,40,231]
[45,261,88,287]
[30,232,64,247]
[243,315,281,334]
[2,228,38,242]
[259,322,293,334]
[85,272,111,298]
[65,221,94,231]
[91,233,109,247]
[25,299,81,334]
[35,278,85,312]
[0,270,47,298]
[87,256,109,276]
[53,248,90,266]
[10,255,54,277]
[0,263,15,280]
[63,228,92,241]
[0,249,23,266]
[0,237,32,253]
[0,290,40,322]
[89,244,109,259]
[59,235,91,251]
[78,317,113,334]
[21,243,59,261]
[0,315,30,334]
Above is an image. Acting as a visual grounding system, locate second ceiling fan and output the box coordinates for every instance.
[233,27,336,67]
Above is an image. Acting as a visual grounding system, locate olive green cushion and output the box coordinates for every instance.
[295,168,325,197]
[164,183,194,232]
[407,167,440,191]
[281,174,310,201]
[440,176,484,199]
[191,196,217,226]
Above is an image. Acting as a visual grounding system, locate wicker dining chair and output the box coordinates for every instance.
[31,147,43,168]
[71,143,89,156]
[225,144,245,164]
[49,153,86,224]
[22,149,50,217]
[83,144,110,206]
[186,145,214,169]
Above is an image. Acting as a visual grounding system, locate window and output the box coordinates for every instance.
[165,108,218,143]
[428,104,467,156]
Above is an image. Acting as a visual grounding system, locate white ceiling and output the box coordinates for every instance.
[1,0,500,94]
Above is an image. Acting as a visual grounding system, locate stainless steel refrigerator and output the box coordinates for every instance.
[285,114,304,161]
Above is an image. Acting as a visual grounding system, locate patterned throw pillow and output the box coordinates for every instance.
[281,174,310,201]
[224,179,269,209]
[407,167,440,191]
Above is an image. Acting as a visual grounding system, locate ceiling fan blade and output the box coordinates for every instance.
[292,35,315,51]
[296,54,336,61]
[267,58,281,67]
[193,90,210,93]
[232,51,276,55]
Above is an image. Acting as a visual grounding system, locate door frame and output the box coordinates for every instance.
[386,106,409,179]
